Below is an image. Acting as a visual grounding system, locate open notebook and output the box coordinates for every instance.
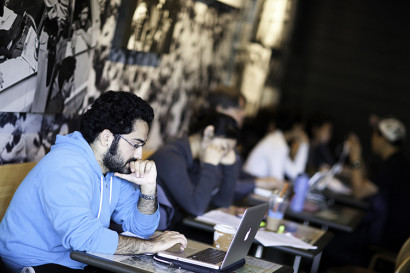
[154,203,268,272]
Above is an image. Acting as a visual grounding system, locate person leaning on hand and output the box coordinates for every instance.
[150,112,241,230]
[0,91,187,273]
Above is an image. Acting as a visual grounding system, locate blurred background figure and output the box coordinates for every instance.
[323,116,410,269]
[243,105,309,182]
[127,0,149,51]
[71,1,93,50]
[207,85,246,128]
[305,112,336,174]
[149,112,240,232]
[206,86,285,199]
[32,0,71,112]
[346,117,409,249]
[44,56,76,113]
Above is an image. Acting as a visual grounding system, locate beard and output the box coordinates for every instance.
[103,139,134,174]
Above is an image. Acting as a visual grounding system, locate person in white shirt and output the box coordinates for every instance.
[244,106,309,181]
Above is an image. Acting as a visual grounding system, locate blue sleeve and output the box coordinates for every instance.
[39,167,118,254]
[111,178,159,237]
[211,160,240,207]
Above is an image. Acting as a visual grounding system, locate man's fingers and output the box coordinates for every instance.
[145,160,154,173]
[138,161,147,177]
[134,160,155,178]
[114,172,128,180]
[159,231,188,250]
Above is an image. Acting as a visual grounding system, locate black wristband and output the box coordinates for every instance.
[139,191,157,200]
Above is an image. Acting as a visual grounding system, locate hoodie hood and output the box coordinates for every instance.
[52,131,103,177]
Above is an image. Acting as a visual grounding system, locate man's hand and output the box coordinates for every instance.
[149,231,188,253]
[114,160,157,194]
[294,128,309,144]
[203,143,227,166]
[203,142,237,166]
[220,149,236,165]
[116,231,188,255]
[345,133,362,163]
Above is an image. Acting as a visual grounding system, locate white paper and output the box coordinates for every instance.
[255,230,317,250]
[253,187,273,198]
[196,210,318,250]
[196,210,242,228]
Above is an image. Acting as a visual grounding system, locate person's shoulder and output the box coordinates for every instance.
[258,131,284,147]
[150,137,190,163]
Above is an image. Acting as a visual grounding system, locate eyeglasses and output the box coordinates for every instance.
[118,134,146,149]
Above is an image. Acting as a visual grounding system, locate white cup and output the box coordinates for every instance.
[213,224,236,251]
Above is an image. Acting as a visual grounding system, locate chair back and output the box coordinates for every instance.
[395,256,410,273]
[0,162,37,219]
[396,237,410,270]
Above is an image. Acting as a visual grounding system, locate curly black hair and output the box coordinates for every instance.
[80,91,154,143]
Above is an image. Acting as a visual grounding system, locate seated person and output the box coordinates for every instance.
[305,112,336,174]
[324,116,410,267]
[0,91,187,273]
[345,117,409,250]
[244,105,309,182]
[207,86,285,199]
[149,112,240,230]
[44,56,76,114]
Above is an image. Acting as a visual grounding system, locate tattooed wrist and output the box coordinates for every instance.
[116,235,153,254]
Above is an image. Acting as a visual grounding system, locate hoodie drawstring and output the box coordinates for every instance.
[97,176,103,219]
[109,177,112,205]
[97,176,112,219]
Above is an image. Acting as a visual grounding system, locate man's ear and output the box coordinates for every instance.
[98,129,113,147]
[203,125,215,140]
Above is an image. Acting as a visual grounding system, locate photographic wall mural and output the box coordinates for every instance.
[0,0,241,164]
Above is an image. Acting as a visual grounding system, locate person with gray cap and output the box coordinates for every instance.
[345,117,407,200]
[323,116,409,268]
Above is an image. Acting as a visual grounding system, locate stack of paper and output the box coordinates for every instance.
[196,210,317,250]
[255,231,317,249]
[196,210,242,228]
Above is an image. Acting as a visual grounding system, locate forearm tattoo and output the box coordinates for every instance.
[115,235,152,254]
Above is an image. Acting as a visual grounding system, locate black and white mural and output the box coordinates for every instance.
[0,112,80,164]
[113,0,180,54]
[1,0,101,115]
[0,0,241,164]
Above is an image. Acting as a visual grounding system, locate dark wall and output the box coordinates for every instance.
[281,0,410,158]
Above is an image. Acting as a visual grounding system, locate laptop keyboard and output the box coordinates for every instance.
[188,248,226,264]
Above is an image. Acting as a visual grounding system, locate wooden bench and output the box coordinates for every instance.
[0,162,37,220]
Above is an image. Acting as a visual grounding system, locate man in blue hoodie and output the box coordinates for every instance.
[0,91,187,273]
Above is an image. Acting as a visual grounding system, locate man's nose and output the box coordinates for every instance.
[134,147,143,160]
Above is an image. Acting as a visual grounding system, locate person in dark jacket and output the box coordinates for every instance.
[150,112,240,230]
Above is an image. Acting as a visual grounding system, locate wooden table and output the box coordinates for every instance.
[246,193,364,232]
[320,188,370,210]
[70,250,293,273]
[183,215,333,273]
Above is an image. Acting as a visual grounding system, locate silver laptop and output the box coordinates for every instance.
[154,203,268,271]
[309,143,349,191]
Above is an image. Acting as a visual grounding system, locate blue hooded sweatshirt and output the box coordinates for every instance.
[0,132,160,272]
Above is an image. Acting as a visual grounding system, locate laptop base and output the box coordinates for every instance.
[153,254,245,273]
